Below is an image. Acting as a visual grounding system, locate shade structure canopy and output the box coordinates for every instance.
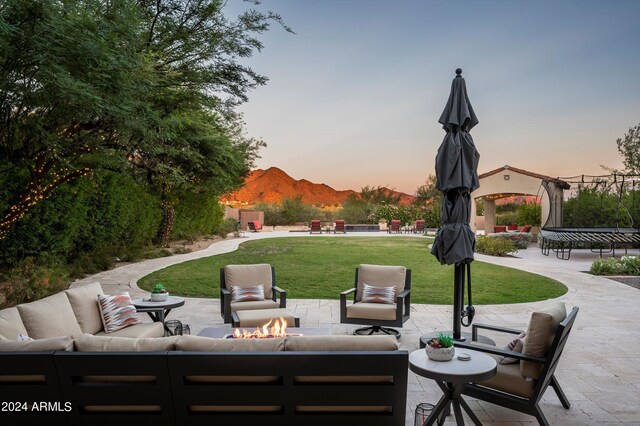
[430,68,480,340]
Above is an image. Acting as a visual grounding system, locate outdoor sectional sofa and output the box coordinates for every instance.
[0,334,408,426]
[0,282,164,341]
[0,282,408,426]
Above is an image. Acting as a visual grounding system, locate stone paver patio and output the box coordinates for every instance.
[72,231,640,425]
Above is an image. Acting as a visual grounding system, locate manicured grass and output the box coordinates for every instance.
[138,237,567,304]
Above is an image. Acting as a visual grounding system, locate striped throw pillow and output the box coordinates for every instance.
[231,285,266,302]
[361,283,396,304]
[97,292,141,334]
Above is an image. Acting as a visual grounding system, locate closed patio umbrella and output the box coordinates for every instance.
[430,68,479,341]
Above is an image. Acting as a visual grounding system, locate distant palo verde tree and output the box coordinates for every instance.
[0,0,290,240]
[617,123,640,175]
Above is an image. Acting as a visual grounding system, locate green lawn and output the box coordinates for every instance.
[138,237,567,304]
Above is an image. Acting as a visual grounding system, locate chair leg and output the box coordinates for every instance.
[550,375,571,409]
[353,325,401,339]
[533,405,550,426]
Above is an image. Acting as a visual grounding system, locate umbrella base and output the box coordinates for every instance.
[419,331,495,348]
[354,325,401,339]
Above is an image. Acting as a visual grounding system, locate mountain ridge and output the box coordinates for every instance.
[222,167,415,206]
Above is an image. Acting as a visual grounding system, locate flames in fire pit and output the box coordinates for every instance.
[230,317,291,339]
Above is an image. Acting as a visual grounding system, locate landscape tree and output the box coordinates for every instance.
[0,0,289,240]
[413,175,440,205]
[617,123,640,175]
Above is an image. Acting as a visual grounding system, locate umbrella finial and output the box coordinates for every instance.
[455,68,462,77]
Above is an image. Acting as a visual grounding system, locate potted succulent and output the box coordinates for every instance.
[151,283,169,302]
[425,332,455,361]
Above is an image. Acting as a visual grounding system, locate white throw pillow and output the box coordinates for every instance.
[361,283,396,304]
[231,285,266,302]
[97,292,141,334]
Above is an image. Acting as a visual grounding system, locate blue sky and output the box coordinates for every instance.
[227,0,640,194]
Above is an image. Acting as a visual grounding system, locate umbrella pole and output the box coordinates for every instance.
[453,263,465,341]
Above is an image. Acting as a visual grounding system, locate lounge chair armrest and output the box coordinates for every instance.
[396,289,410,299]
[272,286,286,307]
[472,323,523,341]
[340,288,357,297]
[221,287,231,296]
[454,341,546,364]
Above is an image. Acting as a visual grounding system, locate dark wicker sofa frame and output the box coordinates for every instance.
[0,350,408,426]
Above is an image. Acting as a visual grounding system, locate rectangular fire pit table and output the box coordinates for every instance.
[198,326,331,338]
[231,307,300,328]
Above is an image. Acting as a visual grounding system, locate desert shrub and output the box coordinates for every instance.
[496,212,519,226]
[476,235,517,256]
[488,232,532,249]
[171,191,224,240]
[216,218,239,238]
[3,258,69,307]
[0,172,162,271]
[590,256,640,275]
[254,197,326,226]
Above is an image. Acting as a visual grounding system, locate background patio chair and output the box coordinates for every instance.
[309,220,322,234]
[334,219,346,233]
[493,225,507,233]
[520,225,532,232]
[414,219,426,234]
[340,264,411,338]
[248,220,262,232]
[454,302,579,426]
[389,219,401,234]
[219,264,287,324]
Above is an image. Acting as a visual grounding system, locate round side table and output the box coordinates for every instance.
[409,348,496,426]
[133,296,185,335]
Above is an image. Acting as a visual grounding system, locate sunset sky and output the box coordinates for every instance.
[227,0,640,194]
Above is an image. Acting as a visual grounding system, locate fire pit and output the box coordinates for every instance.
[225,317,301,339]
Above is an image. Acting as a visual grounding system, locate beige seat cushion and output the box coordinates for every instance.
[94,322,164,338]
[285,335,399,352]
[479,354,535,398]
[176,335,285,351]
[17,292,83,339]
[521,301,566,379]
[65,282,104,334]
[234,308,297,327]
[230,299,279,312]
[74,334,178,351]
[346,302,397,321]
[356,264,406,302]
[0,335,74,352]
[224,264,273,299]
[0,307,29,340]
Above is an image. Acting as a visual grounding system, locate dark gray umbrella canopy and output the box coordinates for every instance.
[431,69,480,266]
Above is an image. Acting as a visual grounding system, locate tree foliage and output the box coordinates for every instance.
[617,123,640,174]
[0,0,288,238]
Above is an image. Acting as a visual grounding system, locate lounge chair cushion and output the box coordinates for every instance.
[65,282,104,334]
[0,335,74,352]
[479,354,535,398]
[0,307,28,340]
[521,301,566,379]
[224,264,273,299]
[230,300,279,312]
[17,292,83,339]
[94,322,164,338]
[285,335,399,351]
[356,264,406,302]
[346,303,397,321]
[74,334,177,351]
